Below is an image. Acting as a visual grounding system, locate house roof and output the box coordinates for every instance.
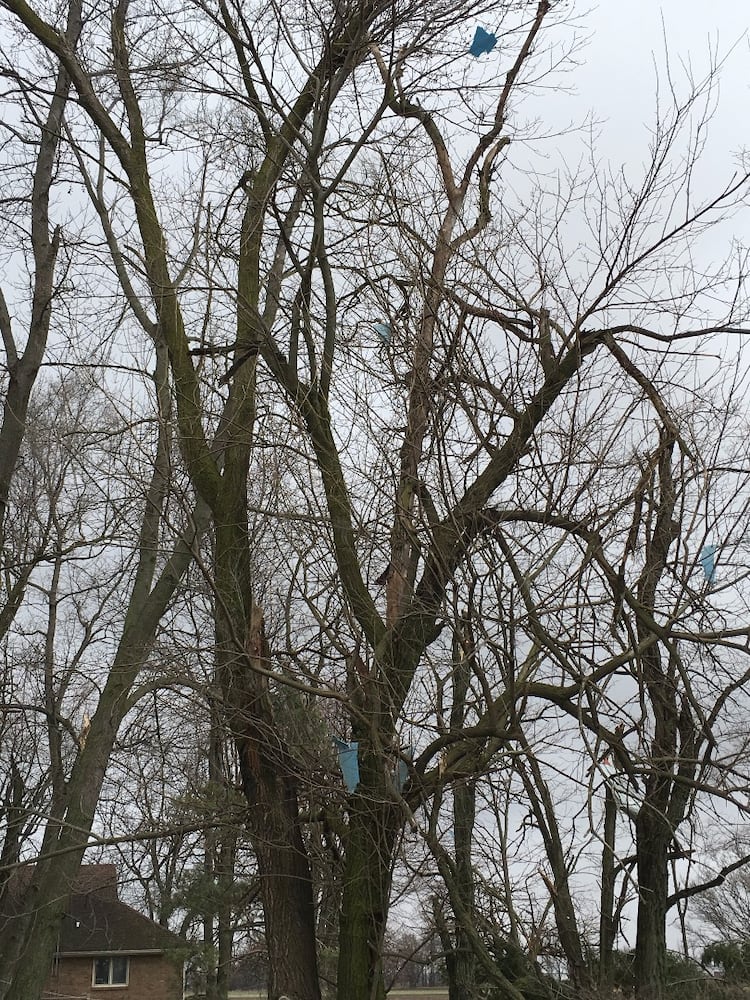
[2,865,183,956]
[59,887,183,955]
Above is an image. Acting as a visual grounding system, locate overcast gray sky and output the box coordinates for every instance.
[575,2,747,168]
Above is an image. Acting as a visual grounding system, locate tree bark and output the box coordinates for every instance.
[336,772,398,1000]
[631,434,691,1000]
[445,622,477,1000]
[447,776,477,1000]
[598,785,617,991]
[634,810,670,1000]
[235,691,320,1000]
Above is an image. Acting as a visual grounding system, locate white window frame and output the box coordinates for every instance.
[92,956,129,988]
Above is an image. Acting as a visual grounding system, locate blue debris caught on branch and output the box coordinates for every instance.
[700,544,717,583]
[469,26,497,57]
[393,746,412,793]
[373,321,391,346]
[333,737,360,792]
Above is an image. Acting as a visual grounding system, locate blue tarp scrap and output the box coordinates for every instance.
[373,321,391,345]
[469,26,497,57]
[393,746,413,793]
[699,544,717,582]
[333,738,413,794]
[333,737,360,792]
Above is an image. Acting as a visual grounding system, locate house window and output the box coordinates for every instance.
[92,956,129,987]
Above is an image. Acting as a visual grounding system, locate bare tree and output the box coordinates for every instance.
[0,0,81,637]
[2,4,750,1000]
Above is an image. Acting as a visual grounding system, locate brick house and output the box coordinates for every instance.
[2,865,185,1000]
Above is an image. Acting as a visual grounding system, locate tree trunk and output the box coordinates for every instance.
[632,433,679,1000]
[252,781,320,1000]
[446,623,477,1000]
[204,707,234,1000]
[0,0,81,540]
[447,777,477,1000]
[336,751,398,1000]
[222,685,321,1000]
[1,854,90,999]
[0,709,121,999]
[634,809,670,1000]
[517,739,593,994]
[598,785,617,991]
[216,551,321,1000]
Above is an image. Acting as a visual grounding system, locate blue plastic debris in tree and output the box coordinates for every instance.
[333,736,360,792]
[700,544,717,583]
[373,321,391,345]
[469,26,497,57]
[393,746,413,793]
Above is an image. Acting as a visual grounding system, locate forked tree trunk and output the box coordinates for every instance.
[517,737,593,995]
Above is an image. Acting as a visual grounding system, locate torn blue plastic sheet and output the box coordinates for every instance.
[700,544,717,582]
[393,746,413,793]
[469,26,497,57]
[373,322,391,345]
[333,737,359,792]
